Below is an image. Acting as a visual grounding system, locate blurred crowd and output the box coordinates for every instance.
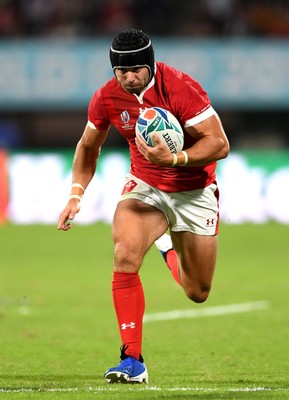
[1,0,289,38]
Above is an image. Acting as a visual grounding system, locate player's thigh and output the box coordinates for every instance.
[113,199,168,270]
[171,231,218,296]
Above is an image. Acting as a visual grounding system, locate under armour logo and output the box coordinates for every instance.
[121,322,136,330]
[206,218,215,226]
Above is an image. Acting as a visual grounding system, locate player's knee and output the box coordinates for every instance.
[113,241,142,272]
[184,286,211,303]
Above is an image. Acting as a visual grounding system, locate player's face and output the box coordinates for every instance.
[115,67,150,95]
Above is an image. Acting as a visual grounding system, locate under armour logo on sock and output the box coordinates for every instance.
[121,322,136,330]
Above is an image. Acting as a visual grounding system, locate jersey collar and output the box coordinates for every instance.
[133,63,157,104]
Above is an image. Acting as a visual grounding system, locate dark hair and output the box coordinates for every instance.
[110,29,155,80]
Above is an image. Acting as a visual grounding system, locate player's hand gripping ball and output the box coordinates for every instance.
[135,107,184,153]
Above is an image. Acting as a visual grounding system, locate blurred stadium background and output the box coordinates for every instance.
[1,0,289,225]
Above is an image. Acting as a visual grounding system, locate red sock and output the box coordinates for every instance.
[112,272,145,360]
[166,249,182,286]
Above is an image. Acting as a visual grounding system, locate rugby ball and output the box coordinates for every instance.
[136,107,184,154]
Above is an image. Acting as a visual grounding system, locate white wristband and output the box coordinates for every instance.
[171,153,178,167]
[69,195,82,201]
[71,183,85,192]
[181,150,188,166]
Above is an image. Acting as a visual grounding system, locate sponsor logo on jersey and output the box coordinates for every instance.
[139,107,146,115]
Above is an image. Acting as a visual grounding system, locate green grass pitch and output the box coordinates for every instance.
[0,222,288,399]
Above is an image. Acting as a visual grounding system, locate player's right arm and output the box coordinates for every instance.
[57,124,109,231]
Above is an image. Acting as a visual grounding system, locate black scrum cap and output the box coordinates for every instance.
[110,29,155,80]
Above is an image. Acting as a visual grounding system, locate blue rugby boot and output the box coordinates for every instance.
[104,346,148,384]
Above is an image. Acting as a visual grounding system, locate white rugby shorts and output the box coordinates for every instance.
[119,174,219,235]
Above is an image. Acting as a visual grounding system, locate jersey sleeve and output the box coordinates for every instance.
[164,65,214,127]
[87,89,110,131]
[184,105,216,127]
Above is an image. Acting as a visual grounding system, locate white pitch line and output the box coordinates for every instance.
[143,301,270,323]
[1,386,288,394]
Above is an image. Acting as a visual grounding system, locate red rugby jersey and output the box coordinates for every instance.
[88,62,217,192]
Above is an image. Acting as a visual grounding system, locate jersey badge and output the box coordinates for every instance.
[122,180,137,195]
[120,110,134,130]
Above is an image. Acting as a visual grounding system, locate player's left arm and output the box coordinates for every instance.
[135,113,230,167]
[183,112,230,166]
